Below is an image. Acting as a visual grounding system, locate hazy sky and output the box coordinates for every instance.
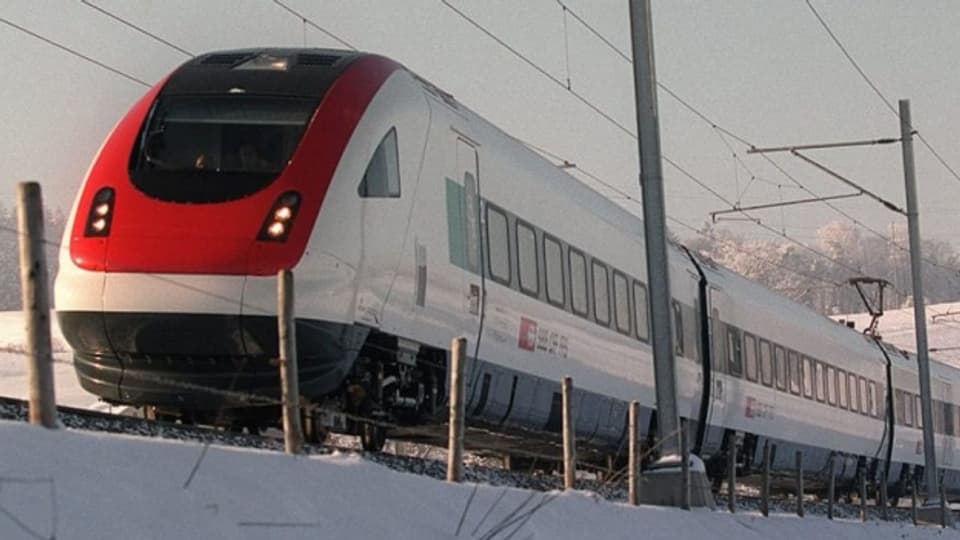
[2,1,960,256]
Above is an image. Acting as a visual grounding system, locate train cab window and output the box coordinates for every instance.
[759,339,774,387]
[801,356,814,399]
[827,366,837,406]
[516,221,538,296]
[726,328,743,377]
[774,345,788,391]
[132,95,317,203]
[815,362,826,403]
[634,281,649,342]
[544,235,565,307]
[592,261,610,326]
[359,128,401,198]
[744,334,758,382]
[788,350,801,395]
[613,272,631,335]
[486,206,511,285]
[837,369,848,409]
[673,301,685,357]
[569,249,588,317]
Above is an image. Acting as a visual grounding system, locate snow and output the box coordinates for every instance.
[0,315,955,538]
[837,301,960,368]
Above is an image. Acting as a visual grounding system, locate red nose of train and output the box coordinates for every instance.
[69,49,398,276]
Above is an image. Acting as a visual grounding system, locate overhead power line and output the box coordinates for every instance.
[0,15,150,87]
[80,0,193,56]
[272,0,358,51]
[804,0,960,187]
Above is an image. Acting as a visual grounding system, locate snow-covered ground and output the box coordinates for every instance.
[0,421,955,540]
[837,301,960,368]
[0,310,956,538]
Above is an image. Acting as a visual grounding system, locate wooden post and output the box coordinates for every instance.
[278,270,303,455]
[940,480,948,528]
[879,464,888,521]
[628,400,639,506]
[761,440,770,518]
[727,434,736,513]
[860,463,867,522]
[562,376,575,490]
[911,473,918,526]
[447,337,466,482]
[680,418,690,510]
[18,182,56,429]
[827,454,835,520]
[795,450,804,517]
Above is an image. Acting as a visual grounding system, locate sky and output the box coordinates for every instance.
[2,1,960,256]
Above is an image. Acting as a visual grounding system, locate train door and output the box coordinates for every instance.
[452,137,484,344]
[701,286,727,451]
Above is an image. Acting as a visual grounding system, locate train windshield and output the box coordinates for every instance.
[130,95,316,203]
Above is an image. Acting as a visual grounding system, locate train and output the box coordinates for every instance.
[55,48,960,498]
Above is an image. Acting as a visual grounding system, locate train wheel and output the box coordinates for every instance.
[360,423,387,452]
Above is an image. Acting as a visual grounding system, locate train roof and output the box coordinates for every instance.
[163,48,368,98]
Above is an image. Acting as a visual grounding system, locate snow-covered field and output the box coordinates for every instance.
[0,309,957,538]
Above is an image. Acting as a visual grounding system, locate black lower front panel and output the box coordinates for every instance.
[57,311,367,410]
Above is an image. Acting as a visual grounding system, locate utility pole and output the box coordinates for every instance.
[629,0,713,508]
[900,100,940,512]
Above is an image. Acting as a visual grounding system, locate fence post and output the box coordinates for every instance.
[827,454,835,520]
[911,473,918,526]
[879,464,888,521]
[727,434,736,513]
[278,270,303,455]
[447,337,466,482]
[18,182,56,429]
[795,450,804,517]
[860,462,867,522]
[628,400,639,506]
[562,375,575,490]
[761,440,770,518]
[680,418,690,510]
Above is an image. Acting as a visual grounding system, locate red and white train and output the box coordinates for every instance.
[56,48,960,496]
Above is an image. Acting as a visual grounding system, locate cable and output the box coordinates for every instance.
[804,0,960,187]
[0,15,150,87]
[271,0,358,51]
[79,0,193,56]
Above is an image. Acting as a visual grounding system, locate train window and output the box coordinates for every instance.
[774,346,788,391]
[132,95,317,203]
[827,366,837,406]
[744,334,758,382]
[788,350,801,395]
[726,329,743,377]
[916,395,923,428]
[712,313,726,374]
[486,206,511,285]
[945,402,954,436]
[673,301,685,357]
[544,235,565,307]
[569,249,588,317]
[859,377,869,416]
[837,369,848,409]
[759,340,774,387]
[801,356,814,399]
[359,128,401,198]
[900,392,914,426]
[592,261,610,326]
[516,221,538,296]
[815,362,825,402]
[895,390,906,426]
[613,272,631,335]
[634,281,649,342]
[848,373,859,413]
